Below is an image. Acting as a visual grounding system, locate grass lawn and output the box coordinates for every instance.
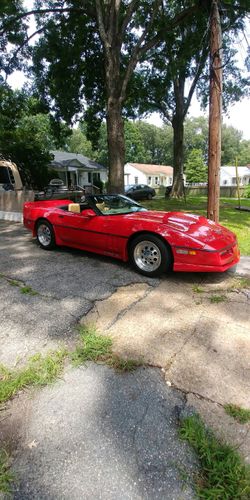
[143,197,250,256]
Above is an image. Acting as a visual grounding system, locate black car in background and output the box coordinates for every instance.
[125,184,156,200]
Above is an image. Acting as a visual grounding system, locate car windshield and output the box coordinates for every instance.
[91,194,147,215]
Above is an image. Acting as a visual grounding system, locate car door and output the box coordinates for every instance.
[53,207,116,254]
[131,186,141,200]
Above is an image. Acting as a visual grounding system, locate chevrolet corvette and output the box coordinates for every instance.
[23,194,240,277]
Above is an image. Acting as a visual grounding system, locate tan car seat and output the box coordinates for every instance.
[96,202,110,212]
[68,203,81,213]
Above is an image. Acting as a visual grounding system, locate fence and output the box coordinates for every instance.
[0,190,34,222]
[155,185,246,197]
[184,185,246,197]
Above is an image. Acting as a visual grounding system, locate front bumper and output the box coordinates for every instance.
[173,243,240,273]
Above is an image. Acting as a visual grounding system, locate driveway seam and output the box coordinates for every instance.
[105,285,156,331]
[164,317,202,372]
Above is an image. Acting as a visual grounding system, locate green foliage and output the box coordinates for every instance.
[244,185,250,198]
[71,326,142,372]
[0,449,13,493]
[184,118,250,168]
[224,404,250,424]
[66,127,94,158]
[135,121,173,166]
[209,295,227,304]
[192,285,204,294]
[95,120,173,168]
[124,120,150,164]
[0,351,67,404]
[0,84,69,188]
[0,0,28,75]
[20,286,38,295]
[221,125,242,165]
[184,117,208,162]
[185,149,207,183]
[180,415,250,499]
[108,356,143,372]
[71,327,113,366]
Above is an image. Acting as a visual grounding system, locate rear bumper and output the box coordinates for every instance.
[173,243,240,273]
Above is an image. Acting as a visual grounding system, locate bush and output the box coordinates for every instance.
[244,185,250,198]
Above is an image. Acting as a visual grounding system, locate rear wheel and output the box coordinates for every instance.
[36,220,55,250]
[129,234,172,277]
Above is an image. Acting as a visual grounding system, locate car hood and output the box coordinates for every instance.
[129,210,236,250]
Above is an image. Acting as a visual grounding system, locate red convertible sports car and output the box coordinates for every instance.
[23,194,240,277]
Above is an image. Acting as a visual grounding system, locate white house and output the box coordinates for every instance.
[220,166,250,186]
[50,151,107,188]
[124,163,173,187]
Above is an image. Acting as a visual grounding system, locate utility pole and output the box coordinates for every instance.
[207,0,222,223]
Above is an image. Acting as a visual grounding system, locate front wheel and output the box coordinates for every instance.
[147,193,153,200]
[36,220,55,250]
[129,234,172,277]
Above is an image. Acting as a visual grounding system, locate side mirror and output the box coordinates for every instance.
[81,209,96,219]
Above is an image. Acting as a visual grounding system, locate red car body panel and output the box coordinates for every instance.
[23,199,240,273]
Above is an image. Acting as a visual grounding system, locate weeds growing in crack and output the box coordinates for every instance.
[180,415,250,499]
[20,285,38,295]
[6,278,38,296]
[0,449,14,493]
[192,285,204,294]
[71,325,143,372]
[224,404,250,424]
[0,350,67,404]
[8,279,20,287]
[209,294,227,304]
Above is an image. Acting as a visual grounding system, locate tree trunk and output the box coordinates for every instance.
[170,77,185,198]
[106,97,125,193]
[171,115,184,197]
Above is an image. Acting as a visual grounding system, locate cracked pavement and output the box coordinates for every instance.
[0,220,250,498]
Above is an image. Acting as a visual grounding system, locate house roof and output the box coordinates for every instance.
[126,163,173,176]
[50,151,106,171]
[220,166,250,177]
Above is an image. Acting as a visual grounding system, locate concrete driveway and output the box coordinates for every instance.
[0,220,249,498]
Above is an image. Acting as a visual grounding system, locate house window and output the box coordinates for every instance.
[155,176,159,185]
[169,177,172,184]
[232,177,236,185]
[148,176,152,185]
[134,177,138,185]
[223,180,227,185]
[88,172,92,183]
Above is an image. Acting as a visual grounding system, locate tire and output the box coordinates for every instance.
[36,220,56,250]
[129,234,172,277]
[147,193,153,200]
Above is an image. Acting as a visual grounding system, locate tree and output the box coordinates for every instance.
[134,1,249,198]
[135,1,209,197]
[66,128,94,159]
[136,121,173,166]
[185,148,207,183]
[0,0,29,75]
[184,117,209,162]
[0,84,66,188]
[1,1,199,193]
[238,140,250,166]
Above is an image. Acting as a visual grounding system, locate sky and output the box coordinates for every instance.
[6,1,250,140]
